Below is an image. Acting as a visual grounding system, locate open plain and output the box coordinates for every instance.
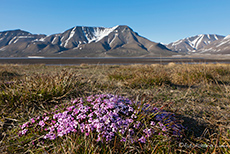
[0,62,230,153]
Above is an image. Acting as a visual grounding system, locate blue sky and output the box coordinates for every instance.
[1,0,230,44]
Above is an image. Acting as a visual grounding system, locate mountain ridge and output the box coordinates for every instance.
[167,34,225,53]
[0,25,175,57]
[1,26,230,57]
[198,35,230,54]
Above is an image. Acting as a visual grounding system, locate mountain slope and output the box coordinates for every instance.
[167,34,225,53]
[61,25,175,57]
[36,26,119,49]
[0,29,45,48]
[0,26,175,57]
[198,35,230,54]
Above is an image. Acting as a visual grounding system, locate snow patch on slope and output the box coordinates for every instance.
[0,47,6,51]
[193,35,204,49]
[51,35,58,44]
[224,35,230,40]
[109,33,118,45]
[216,40,230,47]
[214,34,219,40]
[172,39,183,46]
[82,25,119,43]
[64,27,76,48]
[8,36,36,45]
[38,38,45,42]
[8,37,17,45]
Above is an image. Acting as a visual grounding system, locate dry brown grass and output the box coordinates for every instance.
[0,63,230,153]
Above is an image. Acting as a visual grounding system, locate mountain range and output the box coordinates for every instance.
[0,25,229,57]
[167,34,230,54]
[166,34,225,53]
[0,25,175,57]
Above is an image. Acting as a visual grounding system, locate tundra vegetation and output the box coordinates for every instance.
[0,63,230,153]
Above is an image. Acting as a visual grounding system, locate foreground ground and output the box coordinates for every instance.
[0,63,230,153]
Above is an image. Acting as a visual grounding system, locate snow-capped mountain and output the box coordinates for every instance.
[0,29,45,48]
[167,34,225,53]
[37,26,120,49]
[58,25,174,57]
[0,25,175,57]
[198,35,230,54]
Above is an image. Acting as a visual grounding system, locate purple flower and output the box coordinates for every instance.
[126,118,133,123]
[143,128,152,137]
[44,116,49,121]
[150,121,155,126]
[72,99,79,104]
[44,133,56,140]
[129,129,135,135]
[31,118,35,124]
[39,120,45,127]
[66,106,75,111]
[119,129,125,135]
[128,107,134,112]
[138,136,146,143]
[21,129,28,135]
[158,122,164,127]
[21,122,29,129]
[18,94,184,144]
[131,114,137,119]
[96,135,101,142]
[134,121,141,129]
[162,126,167,132]
[121,137,126,142]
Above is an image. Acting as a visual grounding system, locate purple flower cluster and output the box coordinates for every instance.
[19,94,184,144]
